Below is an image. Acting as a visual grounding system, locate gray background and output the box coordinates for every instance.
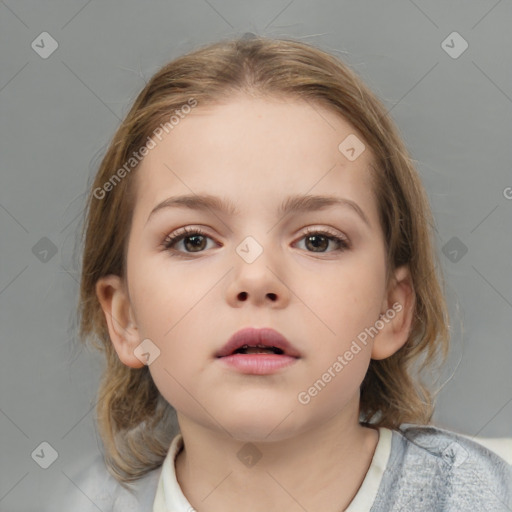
[1,0,511,509]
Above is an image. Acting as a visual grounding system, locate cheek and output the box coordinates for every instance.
[293,258,385,339]
[128,258,207,334]
[297,340,372,415]
[145,321,206,413]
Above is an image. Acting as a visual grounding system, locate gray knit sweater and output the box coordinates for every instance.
[370,425,512,510]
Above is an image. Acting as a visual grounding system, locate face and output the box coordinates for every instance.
[112,95,393,441]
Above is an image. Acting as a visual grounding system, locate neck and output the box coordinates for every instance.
[174,400,379,512]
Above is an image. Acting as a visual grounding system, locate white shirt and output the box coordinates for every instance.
[152,427,393,512]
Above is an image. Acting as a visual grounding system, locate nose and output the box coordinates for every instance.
[226,240,290,308]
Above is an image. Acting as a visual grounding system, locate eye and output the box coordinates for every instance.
[162,227,219,256]
[294,228,350,253]
[161,226,350,257]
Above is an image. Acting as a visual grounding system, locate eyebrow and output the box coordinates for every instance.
[146,193,370,227]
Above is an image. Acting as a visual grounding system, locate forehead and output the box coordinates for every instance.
[132,96,377,223]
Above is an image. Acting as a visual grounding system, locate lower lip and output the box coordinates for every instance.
[217,354,299,374]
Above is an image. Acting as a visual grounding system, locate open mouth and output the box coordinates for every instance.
[218,343,298,374]
[232,344,285,355]
[216,327,301,359]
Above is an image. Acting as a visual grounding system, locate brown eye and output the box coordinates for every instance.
[163,227,217,255]
[181,234,208,252]
[305,234,329,252]
[296,229,349,253]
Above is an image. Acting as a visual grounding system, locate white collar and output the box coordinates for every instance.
[153,427,393,512]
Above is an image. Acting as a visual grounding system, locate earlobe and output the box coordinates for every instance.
[371,265,416,360]
[95,275,144,369]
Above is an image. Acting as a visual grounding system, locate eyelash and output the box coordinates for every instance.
[161,226,350,257]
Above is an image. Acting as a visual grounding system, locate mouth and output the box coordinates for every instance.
[215,327,301,358]
[215,327,300,375]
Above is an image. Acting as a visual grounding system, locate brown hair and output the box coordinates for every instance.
[77,35,450,485]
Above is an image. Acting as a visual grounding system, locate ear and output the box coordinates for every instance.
[371,265,416,360]
[95,274,144,369]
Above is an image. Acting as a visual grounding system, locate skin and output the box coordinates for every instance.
[96,95,415,511]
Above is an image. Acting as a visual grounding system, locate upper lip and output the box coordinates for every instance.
[216,327,301,358]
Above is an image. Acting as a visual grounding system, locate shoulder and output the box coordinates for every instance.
[373,424,512,511]
[400,425,512,466]
[397,424,512,466]
[52,449,162,512]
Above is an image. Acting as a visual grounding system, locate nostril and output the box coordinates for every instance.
[236,292,277,301]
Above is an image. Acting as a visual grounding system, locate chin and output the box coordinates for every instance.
[230,425,292,444]
[219,407,303,443]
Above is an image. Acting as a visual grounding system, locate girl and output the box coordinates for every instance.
[73,35,512,511]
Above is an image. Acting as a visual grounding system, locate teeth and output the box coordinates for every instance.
[234,344,284,355]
